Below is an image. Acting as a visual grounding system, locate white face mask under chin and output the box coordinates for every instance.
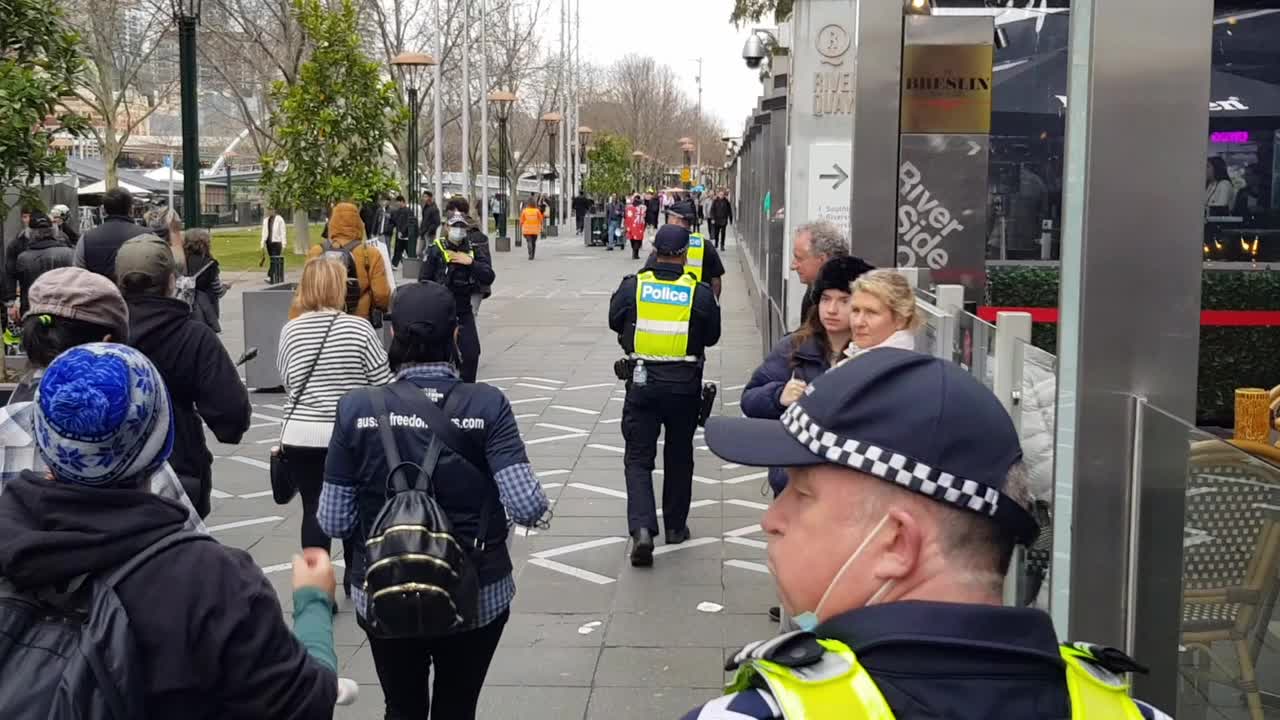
[790,514,895,632]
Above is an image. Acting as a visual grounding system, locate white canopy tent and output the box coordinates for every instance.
[78,179,151,196]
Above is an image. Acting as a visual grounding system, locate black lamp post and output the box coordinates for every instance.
[392,50,436,255]
[679,137,694,189]
[488,89,516,242]
[541,112,561,225]
[631,150,643,193]
[576,126,592,199]
[172,0,202,226]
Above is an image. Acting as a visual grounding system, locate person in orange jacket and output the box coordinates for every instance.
[519,196,545,260]
[300,202,391,322]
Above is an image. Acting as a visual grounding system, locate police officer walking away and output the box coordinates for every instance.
[647,199,726,299]
[609,225,721,567]
[684,350,1171,720]
[419,203,495,383]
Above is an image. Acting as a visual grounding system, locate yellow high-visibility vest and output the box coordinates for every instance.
[434,237,474,263]
[685,233,706,281]
[726,639,1145,720]
[631,270,698,363]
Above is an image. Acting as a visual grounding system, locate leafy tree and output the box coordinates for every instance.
[0,0,86,224]
[261,0,408,249]
[730,0,792,26]
[584,132,633,199]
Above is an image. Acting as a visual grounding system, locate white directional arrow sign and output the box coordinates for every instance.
[808,143,852,229]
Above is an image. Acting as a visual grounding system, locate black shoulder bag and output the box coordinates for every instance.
[270,311,341,505]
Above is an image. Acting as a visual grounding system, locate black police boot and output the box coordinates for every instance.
[665,527,691,545]
[630,528,654,567]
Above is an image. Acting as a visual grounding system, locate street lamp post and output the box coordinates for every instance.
[171,0,202,226]
[631,150,643,193]
[541,112,561,233]
[576,126,592,198]
[488,90,516,244]
[392,51,437,253]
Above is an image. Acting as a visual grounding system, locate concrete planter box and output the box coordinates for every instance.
[401,258,423,282]
[242,282,297,390]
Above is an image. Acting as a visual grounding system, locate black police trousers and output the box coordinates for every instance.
[454,312,481,383]
[621,382,701,535]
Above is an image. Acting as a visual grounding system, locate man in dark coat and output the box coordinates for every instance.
[75,186,147,280]
[6,210,74,321]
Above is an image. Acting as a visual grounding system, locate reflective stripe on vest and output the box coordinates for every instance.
[685,233,705,281]
[435,237,474,263]
[632,270,696,362]
[728,641,1145,720]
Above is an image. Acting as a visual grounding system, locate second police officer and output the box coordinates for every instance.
[647,198,726,299]
[418,201,495,383]
[609,224,721,567]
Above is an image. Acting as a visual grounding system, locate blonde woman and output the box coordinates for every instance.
[276,258,392,568]
[845,269,923,358]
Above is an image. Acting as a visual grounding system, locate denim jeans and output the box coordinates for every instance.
[608,220,622,248]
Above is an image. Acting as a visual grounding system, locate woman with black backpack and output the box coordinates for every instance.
[319,280,548,720]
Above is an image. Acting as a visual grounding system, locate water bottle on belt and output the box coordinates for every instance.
[632,359,647,386]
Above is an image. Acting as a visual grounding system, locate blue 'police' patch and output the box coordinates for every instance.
[640,282,693,307]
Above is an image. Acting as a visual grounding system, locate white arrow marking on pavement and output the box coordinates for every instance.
[580,290,612,296]
[724,400,740,407]
[211,489,234,499]
[725,537,768,550]
[968,140,981,156]
[510,397,552,405]
[653,537,720,556]
[724,384,746,391]
[481,376,519,383]
[722,471,769,485]
[262,404,284,411]
[587,443,625,454]
[609,397,624,403]
[208,516,283,533]
[725,498,770,511]
[725,559,771,574]
[536,422,590,434]
[527,558,615,584]
[722,463,743,470]
[514,413,539,419]
[224,456,271,471]
[251,413,283,424]
[725,523,762,537]
[521,376,564,385]
[530,536,627,559]
[560,382,615,392]
[515,382,560,391]
[240,490,274,500]
[568,482,628,499]
[249,422,278,430]
[540,483,564,491]
[536,469,571,477]
[549,405,599,416]
[599,418,622,425]
[524,432,588,446]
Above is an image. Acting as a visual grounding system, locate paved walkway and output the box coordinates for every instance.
[207,227,773,719]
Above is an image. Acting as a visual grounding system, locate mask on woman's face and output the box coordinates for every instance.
[448,227,467,243]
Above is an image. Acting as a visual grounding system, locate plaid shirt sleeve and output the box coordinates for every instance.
[492,462,548,527]
[318,483,359,539]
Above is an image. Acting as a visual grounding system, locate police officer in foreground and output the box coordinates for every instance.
[609,225,721,567]
[684,349,1170,720]
[646,199,725,299]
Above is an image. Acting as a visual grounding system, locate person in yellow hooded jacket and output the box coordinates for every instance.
[300,202,391,322]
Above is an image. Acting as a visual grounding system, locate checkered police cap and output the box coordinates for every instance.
[705,349,1038,545]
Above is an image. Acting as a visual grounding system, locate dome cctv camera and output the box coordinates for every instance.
[742,34,766,69]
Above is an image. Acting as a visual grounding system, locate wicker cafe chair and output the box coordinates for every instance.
[1181,440,1280,720]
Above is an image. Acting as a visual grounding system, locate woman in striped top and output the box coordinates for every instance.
[277,257,392,563]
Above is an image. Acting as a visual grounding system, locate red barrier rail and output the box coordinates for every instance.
[977,307,1280,327]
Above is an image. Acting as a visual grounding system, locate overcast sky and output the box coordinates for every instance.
[538,0,764,136]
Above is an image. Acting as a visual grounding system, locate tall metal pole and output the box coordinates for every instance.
[573,0,581,201]
[694,57,702,188]
[433,0,443,203]
[178,15,201,226]
[479,0,489,230]
[559,0,567,226]
[408,85,419,224]
[498,114,508,240]
[461,0,471,204]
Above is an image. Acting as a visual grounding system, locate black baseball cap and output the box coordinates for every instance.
[390,281,457,342]
[664,200,698,222]
[653,225,690,255]
[705,349,1038,544]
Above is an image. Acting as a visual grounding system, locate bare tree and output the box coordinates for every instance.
[63,0,178,189]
